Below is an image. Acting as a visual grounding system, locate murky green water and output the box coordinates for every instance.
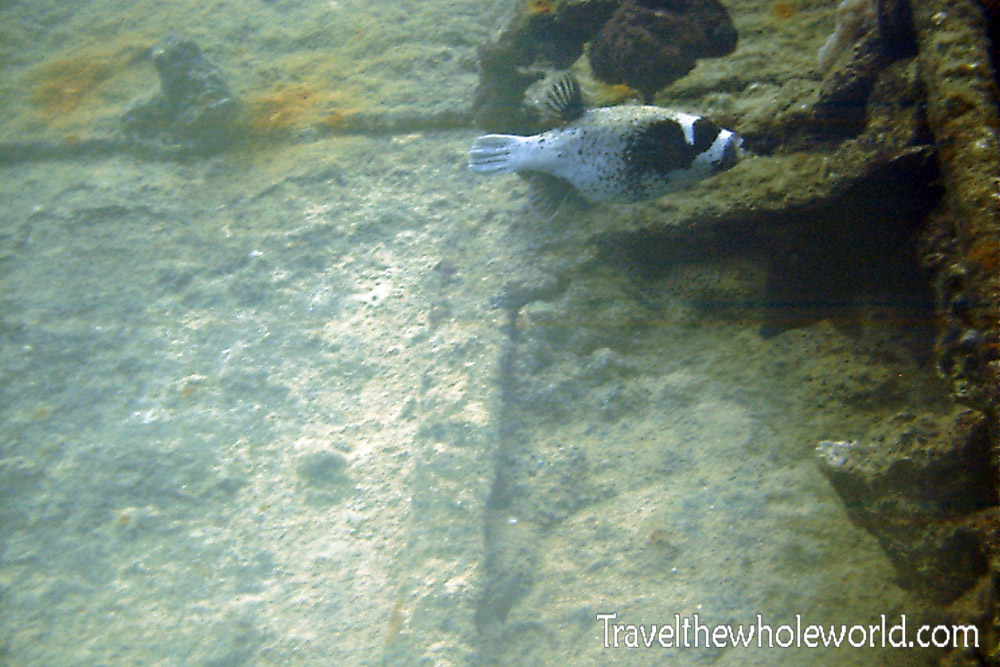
[1,0,982,664]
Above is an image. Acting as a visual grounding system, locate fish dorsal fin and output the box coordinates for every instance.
[544,74,585,123]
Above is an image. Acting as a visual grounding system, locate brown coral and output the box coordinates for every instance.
[588,0,738,102]
[472,0,737,130]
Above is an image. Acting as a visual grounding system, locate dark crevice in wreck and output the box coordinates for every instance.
[474,272,575,651]
[474,308,538,643]
[599,146,943,353]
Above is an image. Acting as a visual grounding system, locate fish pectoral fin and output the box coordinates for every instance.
[521,171,583,220]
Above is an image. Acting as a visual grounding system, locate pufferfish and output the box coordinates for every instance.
[468,75,746,215]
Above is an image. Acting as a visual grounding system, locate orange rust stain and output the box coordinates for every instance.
[526,0,556,16]
[245,81,351,135]
[318,110,347,129]
[31,56,114,118]
[771,1,797,19]
[26,41,147,130]
[966,236,999,276]
[964,237,1000,330]
[597,82,642,105]
[226,53,367,168]
[247,83,314,133]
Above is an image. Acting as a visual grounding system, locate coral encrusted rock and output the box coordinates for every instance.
[589,0,738,102]
[816,406,997,604]
[472,0,737,130]
[122,36,241,155]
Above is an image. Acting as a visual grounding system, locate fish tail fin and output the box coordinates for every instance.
[468,134,525,175]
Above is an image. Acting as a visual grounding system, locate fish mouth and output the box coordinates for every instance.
[733,136,748,160]
[714,134,746,170]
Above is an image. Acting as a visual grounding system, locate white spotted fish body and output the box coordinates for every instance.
[468,76,745,210]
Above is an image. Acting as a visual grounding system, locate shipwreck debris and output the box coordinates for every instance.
[121,36,242,156]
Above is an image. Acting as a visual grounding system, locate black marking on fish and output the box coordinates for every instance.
[692,118,720,154]
[625,120,701,183]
